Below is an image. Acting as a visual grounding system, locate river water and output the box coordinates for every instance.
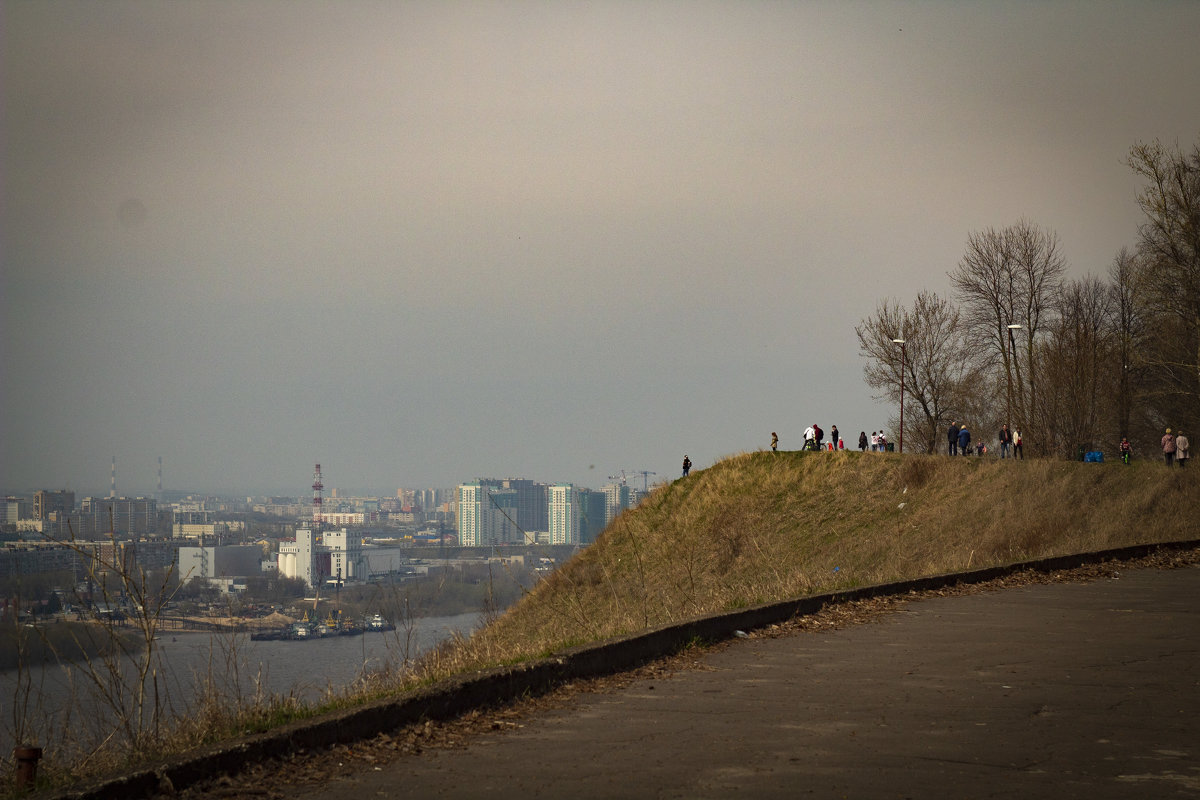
[1,611,481,757]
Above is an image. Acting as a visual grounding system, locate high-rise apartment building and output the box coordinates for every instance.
[5,497,32,525]
[578,488,608,544]
[488,479,547,533]
[602,483,632,528]
[548,484,581,545]
[79,496,158,537]
[34,490,75,520]
[457,482,519,547]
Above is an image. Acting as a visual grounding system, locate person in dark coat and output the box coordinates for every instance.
[957,424,971,456]
[682,455,692,476]
[948,421,960,456]
[858,431,868,451]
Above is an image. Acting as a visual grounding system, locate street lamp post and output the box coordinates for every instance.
[892,338,906,454]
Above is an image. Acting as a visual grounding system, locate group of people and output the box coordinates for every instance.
[859,430,889,451]
[684,422,1191,479]
[1118,429,1192,466]
[1161,429,1191,467]
[947,422,1022,458]
[769,426,897,453]
[799,423,843,452]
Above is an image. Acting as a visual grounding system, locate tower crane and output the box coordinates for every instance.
[609,470,657,493]
[631,470,657,492]
[607,471,629,486]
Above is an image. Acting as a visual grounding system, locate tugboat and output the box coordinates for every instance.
[288,620,313,640]
[360,614,393,633]
[366,613,396,632]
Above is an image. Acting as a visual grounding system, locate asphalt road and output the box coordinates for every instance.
[294,565,1200,800]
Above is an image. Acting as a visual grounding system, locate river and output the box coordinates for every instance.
[1,611,481,757]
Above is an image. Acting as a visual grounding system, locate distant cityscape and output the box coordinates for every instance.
[1,464,648,593]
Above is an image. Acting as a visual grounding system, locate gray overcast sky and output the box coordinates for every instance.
[4,1,1199,497]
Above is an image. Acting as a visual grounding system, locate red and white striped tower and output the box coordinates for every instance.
[312,463,324,532]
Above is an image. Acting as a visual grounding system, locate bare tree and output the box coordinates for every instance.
[1107,248,1149,443]
[1127,137,1200,426]
[1040,276,1114,458]
[949,219,1067,454]
[856,291,975,453]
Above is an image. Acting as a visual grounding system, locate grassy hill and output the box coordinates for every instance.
[448,450,1197,671]
[12,450,1197,794]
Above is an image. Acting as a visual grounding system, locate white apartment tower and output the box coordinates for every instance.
[548,483,580,545]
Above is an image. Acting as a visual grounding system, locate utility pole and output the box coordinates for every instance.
[892,338,906,453]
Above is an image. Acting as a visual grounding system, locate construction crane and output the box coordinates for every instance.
[631,470,657,492]
[609,470,657,493]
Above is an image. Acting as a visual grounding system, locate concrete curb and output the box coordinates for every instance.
[46,538,1200,800]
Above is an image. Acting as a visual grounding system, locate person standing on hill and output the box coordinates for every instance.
[1174,431,1188,467]
[1013,428,1024,459]
[803,424,815,450]
[948,421,960,456]
[859,431,868,451]
[771,432,778,452]
[682,455,692,477]
[1119,437,1133,465]
[999,424,1013,458]
[814,424,824,450]
[830,425,840,451]
[1162,428,1176,466]
[957,424,971,456]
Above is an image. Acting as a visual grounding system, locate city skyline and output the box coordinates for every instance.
[2,463,636,506]
[5,2,1200,496]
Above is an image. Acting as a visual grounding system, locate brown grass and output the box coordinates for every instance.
[447,451,1197,671]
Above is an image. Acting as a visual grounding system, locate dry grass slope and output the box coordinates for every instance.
[9,451,1195,795]
[452,451,1197,670]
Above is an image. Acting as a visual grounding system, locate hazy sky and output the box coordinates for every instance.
[4,1,1199,497]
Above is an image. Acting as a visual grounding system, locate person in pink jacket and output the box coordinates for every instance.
[1161,428,1177,466]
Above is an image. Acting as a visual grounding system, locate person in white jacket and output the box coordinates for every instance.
[1175,431,1190,467]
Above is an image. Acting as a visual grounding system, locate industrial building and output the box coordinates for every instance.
[277,527,364,588]
[176,545,263,583]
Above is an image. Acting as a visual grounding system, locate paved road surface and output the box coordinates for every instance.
[297,566,1200,799]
